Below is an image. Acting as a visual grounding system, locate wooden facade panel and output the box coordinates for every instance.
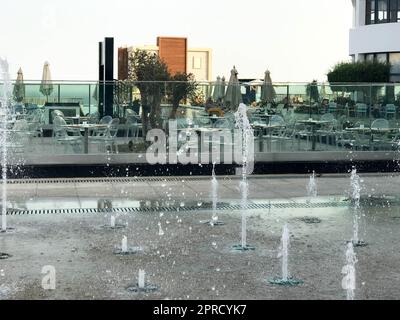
[118,47,129,80]
[157,37,187,75]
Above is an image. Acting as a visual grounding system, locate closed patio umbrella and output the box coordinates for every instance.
[320,82,327,100]
[221,76,226,99]
[261,70,276,104]
[13,68,25,103]
[224,66,242,110]
[92,83,98,101]
[40,61,53,102]
[212,76,224,102]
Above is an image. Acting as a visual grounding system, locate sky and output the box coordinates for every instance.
[0,0,353,82]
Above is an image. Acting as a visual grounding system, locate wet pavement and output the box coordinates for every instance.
[1,173,400,300]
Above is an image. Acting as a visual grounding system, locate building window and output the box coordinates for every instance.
[390,52,400,73]
[390,0,400,21]
[193,57,202,69]
[366,53,375,61]
[376,52,389,62]
[366,0,399,24]
[378,0,388,22]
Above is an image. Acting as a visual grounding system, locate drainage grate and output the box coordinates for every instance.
[3,175,286,185]
[4,176,213,185]
[6,201,349,216]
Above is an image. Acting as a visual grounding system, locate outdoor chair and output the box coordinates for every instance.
[51,110,74,125]
[327,102,337,114]
[370,118,390,150]
[261,115,287,152]
[316,114,335,149]
[194,115,212,128]
[52,116,83,154]
[125,116,141,141]
[224,112,235,126]
[88,112,100,124]
[25,109,45,143]
[383,104,396,119]
[292,122,313,151]
[89,115,113,137]
[356,103,368,118]
[213,119,233,129]
[90,118,120,153]
[99,115,113,125]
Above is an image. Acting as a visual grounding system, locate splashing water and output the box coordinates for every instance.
[158,222,164,236]
[0,58,11,233]
[210,163,218,225]
[341,242,357,300]
[239,179,248,248]
[278,224,290,281]
[121,235,128,253]
[307,171,317,198]
[234,103,254,250]
[138,269,145,289]
[350,168,362,244]
[110,215,115,228]
[269,223,302,286]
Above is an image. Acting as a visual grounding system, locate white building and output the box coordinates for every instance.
[350,0,400,81]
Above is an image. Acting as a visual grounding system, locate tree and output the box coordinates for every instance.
[128,49,170,136]
[167,73,198,119]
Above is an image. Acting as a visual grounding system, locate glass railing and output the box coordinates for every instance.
[1,80,400,161]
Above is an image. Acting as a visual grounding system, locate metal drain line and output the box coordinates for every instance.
[6,201,349,216]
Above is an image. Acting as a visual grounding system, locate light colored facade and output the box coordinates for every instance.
[186,48,212,82]
[350,0,400,81]
[124,44,212,81]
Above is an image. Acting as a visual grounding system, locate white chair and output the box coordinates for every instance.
[125,116,140,141]
[90,118,120,153]
[213,118,233,129]
[88,112,100,124]
[52,116,83,154]
[370,118,390,150]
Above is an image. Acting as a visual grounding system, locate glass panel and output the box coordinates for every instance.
[389,52,400,74]
[390,0,400,22]
[366,0,375,24]
[376,53,388,63]
[366,53,375,62]
[377,0,388,22]
[371,0,376,23]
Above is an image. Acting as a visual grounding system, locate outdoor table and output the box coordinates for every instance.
[186,127,224,156]
[62,124,108,154]
[297,120,332,151]
[251,123,286,152]
[345,127,399,146]
[258,114,272,122]
[209,116,225,124]
[64,116,89,124]
[345,127,398,134]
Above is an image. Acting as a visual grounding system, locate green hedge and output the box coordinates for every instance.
[327,61,391,83]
